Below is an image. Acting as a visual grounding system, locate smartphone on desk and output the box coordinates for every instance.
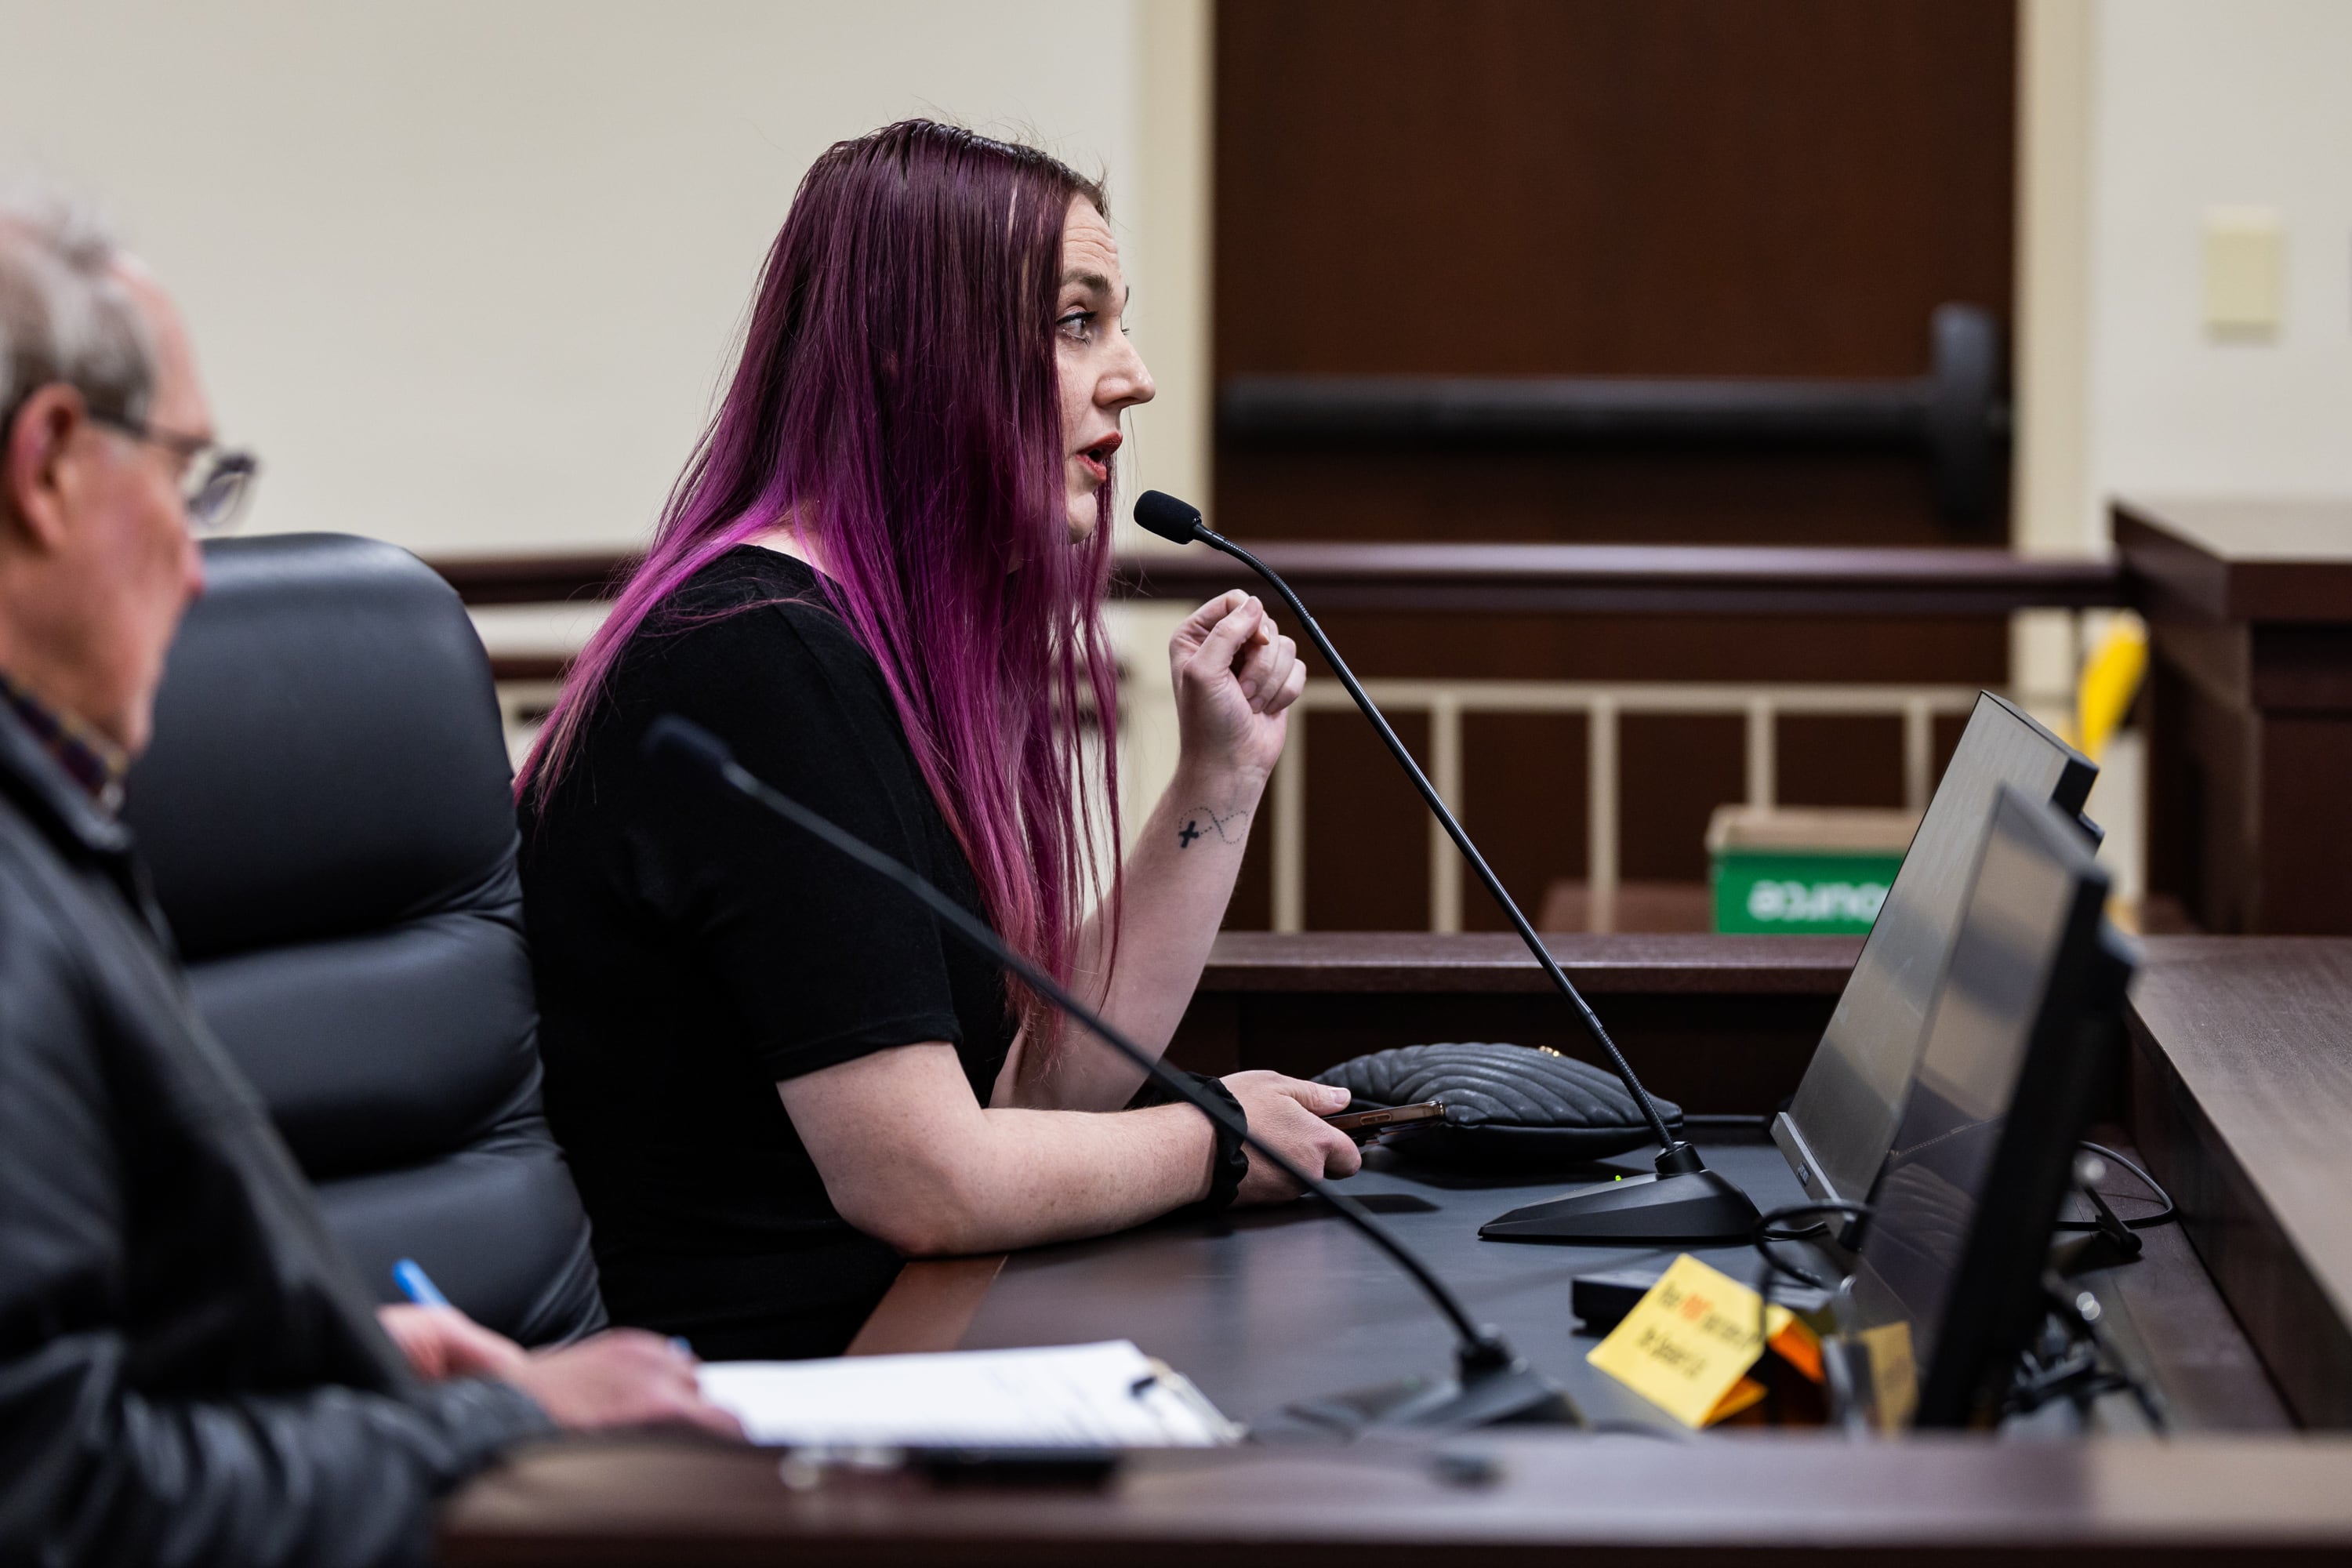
[1323,1102,1446,1142]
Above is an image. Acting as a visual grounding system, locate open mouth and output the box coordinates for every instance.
[1076,432,1120,485]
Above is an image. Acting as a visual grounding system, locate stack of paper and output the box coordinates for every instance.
[697,1340,1239,1448]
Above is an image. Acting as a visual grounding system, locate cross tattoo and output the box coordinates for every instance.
[1177,806,1247,849]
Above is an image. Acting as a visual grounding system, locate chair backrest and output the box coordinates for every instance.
[124,533,605,1344]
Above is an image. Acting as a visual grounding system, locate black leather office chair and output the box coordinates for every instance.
[124,533,606,1345]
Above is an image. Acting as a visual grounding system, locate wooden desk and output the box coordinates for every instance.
[445,1432,2352,1566]
[2115,497,2352,935]
[896,1131,2279,1435]
[1167,931,1860,1110]
[2126,937,2352,1425]
[439,933,2352,1564]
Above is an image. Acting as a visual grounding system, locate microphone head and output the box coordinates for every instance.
[642,713,736,775]
[1134,490,1207,546]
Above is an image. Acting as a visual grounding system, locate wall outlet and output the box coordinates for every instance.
[2203,206,2283,337]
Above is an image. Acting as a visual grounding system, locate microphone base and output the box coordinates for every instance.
[1478,1167,1762,1244]
[1273,1359,1581,1439]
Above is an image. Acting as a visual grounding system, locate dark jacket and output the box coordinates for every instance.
[0,703,551,1568]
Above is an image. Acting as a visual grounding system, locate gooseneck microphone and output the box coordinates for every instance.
[1132,490,1759,1243]
[644,714,1575,1432]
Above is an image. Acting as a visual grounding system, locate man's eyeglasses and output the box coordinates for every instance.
[89,412,260,536]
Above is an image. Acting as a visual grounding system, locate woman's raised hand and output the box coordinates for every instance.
[1169,591,1305,786]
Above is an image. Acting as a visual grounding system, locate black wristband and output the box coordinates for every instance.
[1183,1072,1250,1212]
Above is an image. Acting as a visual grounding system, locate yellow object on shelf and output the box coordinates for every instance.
[2075,619,2148,762]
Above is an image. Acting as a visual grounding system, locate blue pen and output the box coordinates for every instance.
[391,1258,452,1310]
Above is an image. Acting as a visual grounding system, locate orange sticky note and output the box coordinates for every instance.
[1585,1254,1804,1428]
[1769,1316,1824,1385]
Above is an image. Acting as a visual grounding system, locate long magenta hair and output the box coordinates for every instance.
[516,121,1120,1035]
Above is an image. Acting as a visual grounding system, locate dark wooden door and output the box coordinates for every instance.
[1213,0,2019,930]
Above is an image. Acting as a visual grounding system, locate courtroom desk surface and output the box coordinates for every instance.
[441,1431,2352,1567]
[956,1138,1812,1432]
[962,934,2302,1435]
[437,935,2349,1567]
[942,1133,2278,1436]
[2129,936,2352,1426]
[897,934,2323,1432]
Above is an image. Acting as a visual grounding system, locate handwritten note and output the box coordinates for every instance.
[1585,1254,1817,1427]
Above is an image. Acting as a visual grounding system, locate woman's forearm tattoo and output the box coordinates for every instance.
[1177,806,1248,848]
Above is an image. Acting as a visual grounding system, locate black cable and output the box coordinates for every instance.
[1820,1331,1873,1438]
[1750,1200,1872,1292]
[1748,1200,1871,1428]
[2008,1354,2132,1415]
[2005,1293,2169,1433]
[1757,1255,1781,1428]
[646,716,1517,1373]
[2054,1140,2176,1231]
[1746,1185,2179,1435]
[1748,1202,1856,1427]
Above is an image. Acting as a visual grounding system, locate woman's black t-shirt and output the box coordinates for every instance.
[517,546,1013,1359]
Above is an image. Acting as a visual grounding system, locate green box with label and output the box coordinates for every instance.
[1707,807,1919,936]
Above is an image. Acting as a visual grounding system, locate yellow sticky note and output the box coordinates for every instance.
[1585,1254,1798,1428]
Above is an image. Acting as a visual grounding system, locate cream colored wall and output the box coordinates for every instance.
[2085,0,2352,506]
[2010,0,2352,913]
[1110,0,1211,837]
[2012,0,2096,568]
[0,0,1213,557]
[1,0,1216,837]
[2009,0,2096,731]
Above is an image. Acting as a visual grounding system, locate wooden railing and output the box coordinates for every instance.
[431,542,2125,931]
[1276,677,1983,935]
[429,543,2122,621]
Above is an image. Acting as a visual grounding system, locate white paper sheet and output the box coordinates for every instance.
[697,1339,1238,1448]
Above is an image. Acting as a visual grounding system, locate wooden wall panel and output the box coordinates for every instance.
[1460,711,1589,932]
[1777,714,1908,808]
[1618,713,1745,883]
[1214,0,2020,546]
[1302,708,1433,930]
[1212,0,2020,927]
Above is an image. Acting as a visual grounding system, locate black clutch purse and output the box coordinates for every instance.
[1312,1041,1681,1171]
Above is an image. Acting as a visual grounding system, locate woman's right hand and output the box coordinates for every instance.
[1221,1071,1363,1204]
[1169,592,1302,790]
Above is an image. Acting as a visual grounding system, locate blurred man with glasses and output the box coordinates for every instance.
[0,186,738,1568]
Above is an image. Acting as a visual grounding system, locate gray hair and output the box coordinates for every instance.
[0,181,154,448]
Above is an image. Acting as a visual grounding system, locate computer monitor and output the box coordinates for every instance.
[1836,786,2133,1428]
[1772,691,2095,1213]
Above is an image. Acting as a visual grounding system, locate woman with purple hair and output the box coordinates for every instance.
[513,122,1362,1359]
